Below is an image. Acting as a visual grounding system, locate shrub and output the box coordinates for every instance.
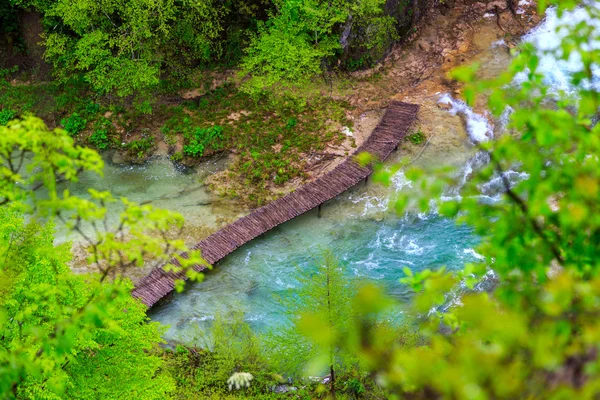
[183,125,224,158]
[406,130,426,145]
[61,112,87,136]
[84,102,100,115]
[0,109,16,126]
[89,129,110,150]
[344,378,366,397]
[127,136,155,159]
[0,66,18,83]
[170,151,183,162]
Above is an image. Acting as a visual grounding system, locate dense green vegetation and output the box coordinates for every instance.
[1,0,412,203]
[0,207,174,398]
[1,0,405,97]
[1,0,600,399]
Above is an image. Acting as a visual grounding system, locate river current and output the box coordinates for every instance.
[63,5,594,343]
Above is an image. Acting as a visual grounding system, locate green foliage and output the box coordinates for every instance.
[127,135,155,159]
[0,115,204,397]
[0,1,20,35]
[405,130,426,145]
[344,56,373,72]
[267,251,358,395]
[0,66,19,83]
[263,251,421,398]
[37,0,226,97]
[83,101,100,115]
[240,0,392,98]
[0,205,176,398]
[170,151,183,162]
[88,117,113,150]
[135,99,154,115]
[164,311,281,398]
[60,112,87,136]
[0,116,102,206]
[157,84,349,204]
[183,125,224,158]
[240,0,341,98]
[0,109,15,126]
[344,378,366,397]
[286,117,297,129]
[6,0,401,101]
[298,2,600,399]
[89,129,109,150]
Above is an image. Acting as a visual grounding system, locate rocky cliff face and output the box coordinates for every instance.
[339,0,516,70]
[339,0,440,70]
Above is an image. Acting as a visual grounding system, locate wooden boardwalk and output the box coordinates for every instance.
[133,101,419,307]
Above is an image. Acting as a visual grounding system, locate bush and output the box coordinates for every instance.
[0,66,18,83]
[0,109,15,126]
[170,151,183,162]
[183,125,224,158]
[84,102,100,115]
[89,129,110,150]
[127,136,155,159]
[164,311,282,398]
[405,130,426,145]
[61,112,87,136]
[344,378,366,397]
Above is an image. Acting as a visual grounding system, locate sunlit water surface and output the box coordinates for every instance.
[57,4,592,343]
[150,3,594,342]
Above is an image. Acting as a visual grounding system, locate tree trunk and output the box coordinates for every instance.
[18,10,50,79]
[330,363,336,399]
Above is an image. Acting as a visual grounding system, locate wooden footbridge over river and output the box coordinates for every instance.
[133,101,419,307]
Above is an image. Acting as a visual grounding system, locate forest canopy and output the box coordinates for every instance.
[1,0,411,98]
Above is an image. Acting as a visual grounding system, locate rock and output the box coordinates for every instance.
[417,40,431,52]
[438,102,453,111]
[111,151,126,165]
[179,88,204,99]
[272,385,297,394]
[486,0,508,12]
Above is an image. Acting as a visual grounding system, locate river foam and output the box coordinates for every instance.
[515,2,600,95]
[437,93,493,143]
[148,3,581,341]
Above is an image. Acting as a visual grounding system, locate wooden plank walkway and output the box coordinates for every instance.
[133,101,419,307]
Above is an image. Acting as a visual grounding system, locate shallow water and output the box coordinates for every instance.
[150,200,481,342]
[147,33,520,342]
[57,5,586,343]
[56,156,243,243]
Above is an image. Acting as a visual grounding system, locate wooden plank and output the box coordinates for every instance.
[131,102,419,307]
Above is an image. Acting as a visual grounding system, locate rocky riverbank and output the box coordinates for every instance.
[68,0,541,281]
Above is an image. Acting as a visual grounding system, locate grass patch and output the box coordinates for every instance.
[2,76,352,205]
[160,82,351,204]
[406,130,426,145]
[127,135,155,159]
